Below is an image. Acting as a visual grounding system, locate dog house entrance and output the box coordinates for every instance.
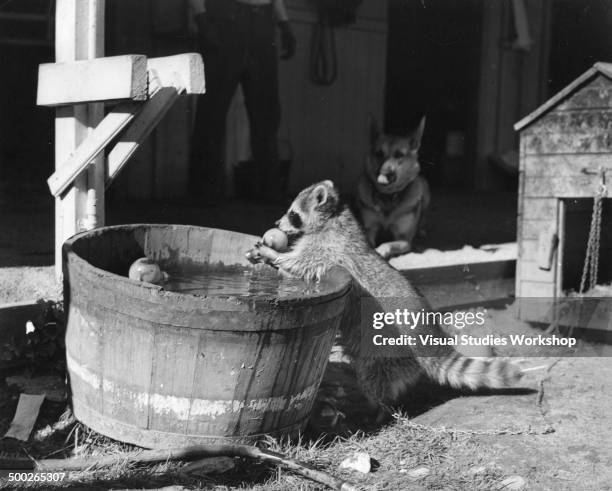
[561,198,612,294]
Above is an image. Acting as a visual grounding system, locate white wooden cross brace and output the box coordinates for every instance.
[45,54,205,197]
[48,84,184,197]
[37,54,148,106]
[106,85,183,186]
[48,100,141,196]
[38,53,204,106]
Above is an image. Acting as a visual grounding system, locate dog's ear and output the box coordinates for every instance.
[368,114,380,147]
[408,116,426,152]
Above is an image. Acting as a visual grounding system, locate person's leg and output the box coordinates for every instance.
[190,1,245,202]
[240,6,282,201]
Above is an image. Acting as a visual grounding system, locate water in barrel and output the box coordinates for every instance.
[162,264,318,298]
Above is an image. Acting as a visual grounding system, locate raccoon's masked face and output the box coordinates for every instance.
[276,180,340,236]
[367,117,425,194]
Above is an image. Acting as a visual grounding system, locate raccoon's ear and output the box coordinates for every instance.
[408,116,426,152]
[312,184,329,207]
[368,114,380,146]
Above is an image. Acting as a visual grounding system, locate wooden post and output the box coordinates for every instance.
[54,0,105,279]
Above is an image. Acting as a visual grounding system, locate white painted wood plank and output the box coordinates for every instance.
[37,54,148,106]
[3,394,46,441]
[85,0,106,231]
[106,86,182,186]
[147,53,205,95]
[54,0,90,279]
[49,102,140,197]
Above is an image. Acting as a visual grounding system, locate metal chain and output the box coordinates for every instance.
[579,169,607,294]
[591,195,602,290]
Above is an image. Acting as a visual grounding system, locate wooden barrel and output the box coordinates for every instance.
[63,224,351,448]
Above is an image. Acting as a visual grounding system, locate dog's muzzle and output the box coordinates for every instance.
[377,173,396,185]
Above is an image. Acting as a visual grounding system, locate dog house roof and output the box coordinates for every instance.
[514,62,612,131]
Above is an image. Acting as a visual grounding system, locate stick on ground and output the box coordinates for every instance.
[32,444,358,491]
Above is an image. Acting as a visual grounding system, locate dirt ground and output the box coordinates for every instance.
[2,187,612,490]
[313,303,612,490]
[0,307,610,490]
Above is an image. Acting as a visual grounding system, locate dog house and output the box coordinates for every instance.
[515,62,612,329]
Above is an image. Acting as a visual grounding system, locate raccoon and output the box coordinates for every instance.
[247,180,522,410]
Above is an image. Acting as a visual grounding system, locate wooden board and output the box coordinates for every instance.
[106,86,182,186]
[147,53,205,95]
[519,197,558,220]
[523,175,605,198]
[517,296,555,324]
[516,63,612,131]
[522,110,612,155]
[4,394,46,441]
[555,74,612,111]
[519,238,540,262]
[402,260,516,312]
[518,259,555,283]
[521,219,557,240]
[522,154,612,177]
[518,280,556,298]
[38,53,204,107]
[38,54,147,106]
[49,102,140,197]
[83,0,106,233]
[53,0,105,279]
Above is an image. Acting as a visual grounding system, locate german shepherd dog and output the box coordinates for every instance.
[355,117,430,259]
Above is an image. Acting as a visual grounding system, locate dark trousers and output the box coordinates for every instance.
[190,0,281,199]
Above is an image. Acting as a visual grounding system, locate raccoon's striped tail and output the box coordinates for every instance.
[418,352,523,390]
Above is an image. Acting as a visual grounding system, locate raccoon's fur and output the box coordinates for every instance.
[247,180,522,409]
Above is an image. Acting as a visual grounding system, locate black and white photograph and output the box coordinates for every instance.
[1,0,611,489]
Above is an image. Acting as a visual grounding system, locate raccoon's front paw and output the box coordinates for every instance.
[375,242,394,260]
[256,243,281,263]
[245,241,265,263]
[375,240,411,260]
[245,242,280,265]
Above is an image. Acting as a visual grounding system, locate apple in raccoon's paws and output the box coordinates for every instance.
[128,257,168,284]
[262,228,288,251]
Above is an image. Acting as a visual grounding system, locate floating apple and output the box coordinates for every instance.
[128,257,167,284]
